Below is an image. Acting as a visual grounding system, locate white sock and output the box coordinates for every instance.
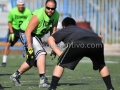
[2,55,7,63]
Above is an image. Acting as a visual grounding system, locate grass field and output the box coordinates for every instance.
[0,54,120,90]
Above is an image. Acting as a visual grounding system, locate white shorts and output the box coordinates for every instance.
[19,32,47,61]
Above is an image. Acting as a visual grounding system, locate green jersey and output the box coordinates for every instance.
[8,7,31,30]
[20,7,59,38]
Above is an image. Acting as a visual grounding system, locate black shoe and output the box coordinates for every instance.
[1,63,6,67]
[48,87,56,90]
[107,88,114,90]
[0,84,4,90]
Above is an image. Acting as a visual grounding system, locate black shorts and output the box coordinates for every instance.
[57,37,105,70]
[7,28,21,46]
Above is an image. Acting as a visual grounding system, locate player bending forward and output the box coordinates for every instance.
[47,17,114,90]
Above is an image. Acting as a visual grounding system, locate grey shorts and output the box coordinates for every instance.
[19,32,47,61]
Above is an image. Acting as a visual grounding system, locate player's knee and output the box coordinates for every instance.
[93,65,105,71]
[26,60,32,67]
[6,42,11,46]
[26,59,36,67]
[98,65,106,71]
[7,41,15,46]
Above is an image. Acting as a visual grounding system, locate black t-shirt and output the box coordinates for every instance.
[52,25,100,44]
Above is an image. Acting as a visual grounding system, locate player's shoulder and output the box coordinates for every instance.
[24,7,31,12]
[52,10,59,20]
[33,7,44,14]
[9,7,17,12]
[55,10,59,14]
[37,7,45,12]
[54,10,59,16]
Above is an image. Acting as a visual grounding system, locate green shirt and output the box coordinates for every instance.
[8,7,31,30]
[20,7,59,38]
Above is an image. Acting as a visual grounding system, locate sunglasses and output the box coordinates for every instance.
[46,6,56,10]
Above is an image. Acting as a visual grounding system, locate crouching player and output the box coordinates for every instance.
[47,17,114,90]
[10,0,59,88]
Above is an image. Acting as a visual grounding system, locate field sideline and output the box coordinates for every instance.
[0,54,120,90]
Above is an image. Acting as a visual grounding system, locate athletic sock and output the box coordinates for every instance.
[102,75,114,89]
[39,73,45,78]
[16,70,21,74]
[15,70,21,75]
[50,76,60,89]
[12,70,21,77]
[2,55,7,63]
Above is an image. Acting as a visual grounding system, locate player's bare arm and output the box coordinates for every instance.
[25,15,39,48]
[48,36,62,56]
[8,22,13,33]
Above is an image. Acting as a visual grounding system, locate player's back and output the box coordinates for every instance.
[59,25,100,43]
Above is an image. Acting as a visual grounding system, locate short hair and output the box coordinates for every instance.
[62,17,76,27]
[45,0,57,8]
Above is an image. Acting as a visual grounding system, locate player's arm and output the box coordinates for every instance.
[50,22,58,35]
[49,22,59,59]
[8,11,13,33]
[7,11,15,42]
[47,36,62,56]
[98,34,104,43]
[8,22,15,42]
[8,22,13,33]
[25,15,39,48]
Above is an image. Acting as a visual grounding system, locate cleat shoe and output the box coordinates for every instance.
[10,73,22,86]
[48,87,56,90]
[39,76,50,88]
[0,84,4,90]
[107,88,114,90]
[1,63,6,67]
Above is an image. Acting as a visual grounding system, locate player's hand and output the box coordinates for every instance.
[8,33,15,42]
[50,50,56,60]
[98,34,104,43]
[26,48,34,60]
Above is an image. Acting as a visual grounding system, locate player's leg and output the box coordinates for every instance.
[48,43,83,90]
[48,65,64,90]
[32,36,50,88]
[10,61,31,86]
[1,29,19,67]
[99,66,114,90]
[10,31,31,86]
[37,54,46,75]
[36,54,50,88]
[1,42,11,67]
[1,30,11,67]
[89,42,114,90]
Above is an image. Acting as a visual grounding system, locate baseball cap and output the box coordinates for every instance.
[16,0,25,4]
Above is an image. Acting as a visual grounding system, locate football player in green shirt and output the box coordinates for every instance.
[1,0,31,67]
[10,0,59,88]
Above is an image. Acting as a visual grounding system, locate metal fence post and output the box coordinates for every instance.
[10,0,16,8]
[64,0,68,18]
